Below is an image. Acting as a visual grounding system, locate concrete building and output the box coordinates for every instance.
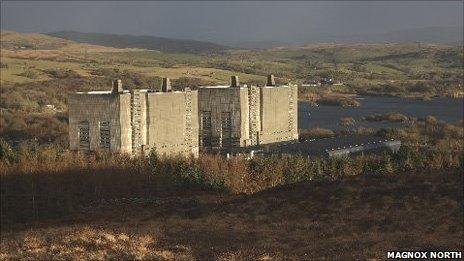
[68,74,298,156]
[198,75,298,151]
[68,79,199,157]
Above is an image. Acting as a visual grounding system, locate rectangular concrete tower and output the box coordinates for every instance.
[198,74,298,151]
[68,80,132,154]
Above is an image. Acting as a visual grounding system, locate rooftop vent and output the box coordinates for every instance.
[230,75,239,88]
[161,77,171,92]
[266,74,276,86]
[112,79,123,94]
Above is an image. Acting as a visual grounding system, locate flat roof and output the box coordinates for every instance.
[200,85,234,89]
[230,135,400,156]
[75,91,113,94]
[199,84,290,89]
[74,84,293,94]
[74,89,193,95]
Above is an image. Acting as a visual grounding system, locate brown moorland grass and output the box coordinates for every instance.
[1,119,462,259]
[1,143,462,224]
[299,127,335,140]
[1,169,462,260]
[365,112,409,123]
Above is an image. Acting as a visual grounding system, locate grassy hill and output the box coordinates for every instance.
[47,31,230,54]
[1,30,73,50]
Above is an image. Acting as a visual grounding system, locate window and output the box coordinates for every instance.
[78,121,90,150]
[200,111,212,147]
[221,112,232,147]
[99,121,110,149]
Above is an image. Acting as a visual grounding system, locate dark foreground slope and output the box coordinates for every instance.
[1,170,462,260]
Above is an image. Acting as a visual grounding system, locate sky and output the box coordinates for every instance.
[1,1,463,45]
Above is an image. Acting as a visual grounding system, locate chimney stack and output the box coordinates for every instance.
[266,74,276,86]
[230,75,239,87]
[161,77,171,92]
[112,79,123,94]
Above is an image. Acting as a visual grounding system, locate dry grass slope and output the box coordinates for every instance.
[1,170,462,260]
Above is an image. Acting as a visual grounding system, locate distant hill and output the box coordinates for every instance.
[302,26,464,45]
[47,31,230,54]
[229,40,295,50]
[354,26,463,44]
[1,30,74,50]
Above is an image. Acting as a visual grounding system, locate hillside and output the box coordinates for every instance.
[0,30,73,50]
[47,31,230,54]
[1,170,462,259]
[359,26,464,44]
[1,31,463,147]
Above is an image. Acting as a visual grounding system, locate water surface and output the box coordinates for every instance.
[298,96,463,130]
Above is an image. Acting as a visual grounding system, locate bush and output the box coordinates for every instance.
[18,69,39,79]
[299,127,335,140]
[0,138,17,164]
[339,117,355,126]
[43,69,80,79]
[364,112,409,122]
[1,144,462,224]
[407,82,435,94]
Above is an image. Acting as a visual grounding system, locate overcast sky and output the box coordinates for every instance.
[1,1,463,44]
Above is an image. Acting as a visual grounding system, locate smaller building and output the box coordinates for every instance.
[198,75,298,151]
[68,80,133,154]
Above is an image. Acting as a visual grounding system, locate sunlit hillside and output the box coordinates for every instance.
[1,30,463,148]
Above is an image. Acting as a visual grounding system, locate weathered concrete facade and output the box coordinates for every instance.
[145,89,199,156]
[198,75,298,150]
[68,79,199,157]
[68,90,132,154]
[69,75,298,156]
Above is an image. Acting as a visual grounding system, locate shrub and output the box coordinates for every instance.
[43,69,80,79]
[0,138,17,164]
[299,127,335,140]
[18,69,39,79]
[364,112,409,122]
[339,117,355,126]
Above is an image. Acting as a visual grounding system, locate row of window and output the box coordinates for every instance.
[200,111,233,147]
[200,112,233,129]
[77,121,111,150]
[79,112,234,150]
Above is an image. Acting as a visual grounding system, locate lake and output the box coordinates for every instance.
[298,96,463,130]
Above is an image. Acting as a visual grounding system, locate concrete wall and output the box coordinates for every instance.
[130,90,147,156]
[258,84,298,144]
[198,84,298,149]
[198,87,249,149]
[68,92,132,154]
[248,86,261,146]
[145,90,199,157]
[119,94,133,153]
[69,80,298,156]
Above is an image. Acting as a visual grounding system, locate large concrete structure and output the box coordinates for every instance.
[68,79,199,157]
[68,75,298,156]
[198,75,298,150]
